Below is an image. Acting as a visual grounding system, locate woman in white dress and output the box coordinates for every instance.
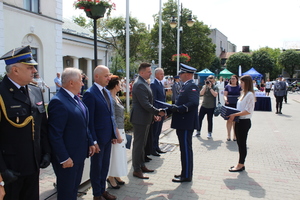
[106,75,128,188]
[228,75,255,172]
[216,76,225,105]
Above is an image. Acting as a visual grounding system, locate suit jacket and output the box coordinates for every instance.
[151,79,166,108]
[82,84,117,145]
[171,79,200,130]
[48,88,93,164]
[171,82,181,102]
[0,75,51,175]
[130,76,161,125]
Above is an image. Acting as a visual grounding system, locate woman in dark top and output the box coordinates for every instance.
[224,75,241,141]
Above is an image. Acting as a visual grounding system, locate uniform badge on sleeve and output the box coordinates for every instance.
[192,89,197,91]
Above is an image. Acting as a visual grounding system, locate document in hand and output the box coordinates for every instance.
[221,105,240,122]
[155,100,172,109]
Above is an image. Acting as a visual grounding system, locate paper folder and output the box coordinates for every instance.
[221,105,240,122]
[155,100,172,109]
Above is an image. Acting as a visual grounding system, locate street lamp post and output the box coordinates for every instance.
[170,0,194,73]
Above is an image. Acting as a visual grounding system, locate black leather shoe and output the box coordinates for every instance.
[229,166,245,172]
[174,174,181,178]
[156,149,166,153]
[172,177,192,183]
[106,179,120,189]
[145,156,152,162]
[152,152,160,156]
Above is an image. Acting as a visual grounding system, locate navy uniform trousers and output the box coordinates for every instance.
[176,129,193,179]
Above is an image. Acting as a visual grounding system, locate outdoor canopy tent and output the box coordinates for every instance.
[242,67,263,79]
[196,68,215,86]
[218,68,234,79]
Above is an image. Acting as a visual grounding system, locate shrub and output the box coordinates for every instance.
[124,110,133,132]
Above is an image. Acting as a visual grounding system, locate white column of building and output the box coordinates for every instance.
[86,58,93,88]
[72,56,79,69]
[0,2,6,73]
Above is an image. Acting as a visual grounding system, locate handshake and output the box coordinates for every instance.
[169,105,179,113]
[158,109,166,116]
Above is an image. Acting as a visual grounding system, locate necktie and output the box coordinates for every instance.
[102,88,111,109]
[20,86,29,98]
[74,95,86,117]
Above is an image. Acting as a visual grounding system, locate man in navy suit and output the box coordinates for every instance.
[150,68,167,156]
[169,63,199,183]
[48,68,96,200]
[83,65,118,200]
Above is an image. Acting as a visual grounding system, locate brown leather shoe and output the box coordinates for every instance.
[93,196,105,200]
[133,171,149,179]
[141,166,154,173]
[102,191,116,200]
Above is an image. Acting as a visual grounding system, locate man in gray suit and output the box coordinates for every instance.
[130,63,165,179]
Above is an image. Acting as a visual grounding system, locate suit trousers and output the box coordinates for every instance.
[152,118,164,152]
[3,171,39,200]
[90,141,112,196]
[132,123,150,171]
[52,158,85,200]
[176,129,193,179]
[235,119,251,164]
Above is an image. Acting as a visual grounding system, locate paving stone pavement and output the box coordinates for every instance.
[39,94,300,200]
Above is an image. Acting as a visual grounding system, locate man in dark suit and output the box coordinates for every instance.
[169,63,199,183]
[150,68,167,156]
[83,65,118,200]
[171,75,181,104]
[130,63,165,179]
[48,68,96,200]
[0,46,51,200]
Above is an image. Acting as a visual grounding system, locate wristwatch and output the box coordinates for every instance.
[0,181,4,187]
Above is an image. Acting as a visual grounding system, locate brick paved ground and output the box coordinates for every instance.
[40,94,300,200]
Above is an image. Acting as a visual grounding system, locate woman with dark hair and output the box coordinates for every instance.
[223,75,241,141]
[228,75,255,172]
[106,75,128,188]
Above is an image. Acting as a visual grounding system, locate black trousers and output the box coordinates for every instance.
[235,119,251,164]
[198,106,214,133]
[275,96,284,112]
[176,129,193,179]
[4,171,39,200]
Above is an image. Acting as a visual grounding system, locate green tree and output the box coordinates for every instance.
[72,15,149,77]
[258,47,282,79]
[209,56,221,76]
[72,15,88,28]
[225,52,252,75]
[278,50,300,78]
[150,0,215,75]
[251,50,275,77]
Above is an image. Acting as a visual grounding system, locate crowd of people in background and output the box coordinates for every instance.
[0,45,295,200]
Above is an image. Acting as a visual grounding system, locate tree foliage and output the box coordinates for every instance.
[209,56,221,76]
[251,50,275,76]
[150,0,215,75]
[226,52,252,75]
[278,50,300,78]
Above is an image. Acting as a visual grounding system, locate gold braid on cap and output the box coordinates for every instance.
[0,95,35,140]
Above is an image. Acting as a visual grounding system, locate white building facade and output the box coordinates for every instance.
[0,0,111,102]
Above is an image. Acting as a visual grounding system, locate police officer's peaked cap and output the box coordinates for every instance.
[178,63,196,74]
[0,45,38,65]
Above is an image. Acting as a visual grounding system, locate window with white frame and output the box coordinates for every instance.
[24,0,39,13]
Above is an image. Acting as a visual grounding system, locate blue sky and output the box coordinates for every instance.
[64,0,300,51]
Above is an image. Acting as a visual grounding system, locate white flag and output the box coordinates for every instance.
[238,65,242,76]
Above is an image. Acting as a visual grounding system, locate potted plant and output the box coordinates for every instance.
[171,53,191,63]
[74,0,116,19]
